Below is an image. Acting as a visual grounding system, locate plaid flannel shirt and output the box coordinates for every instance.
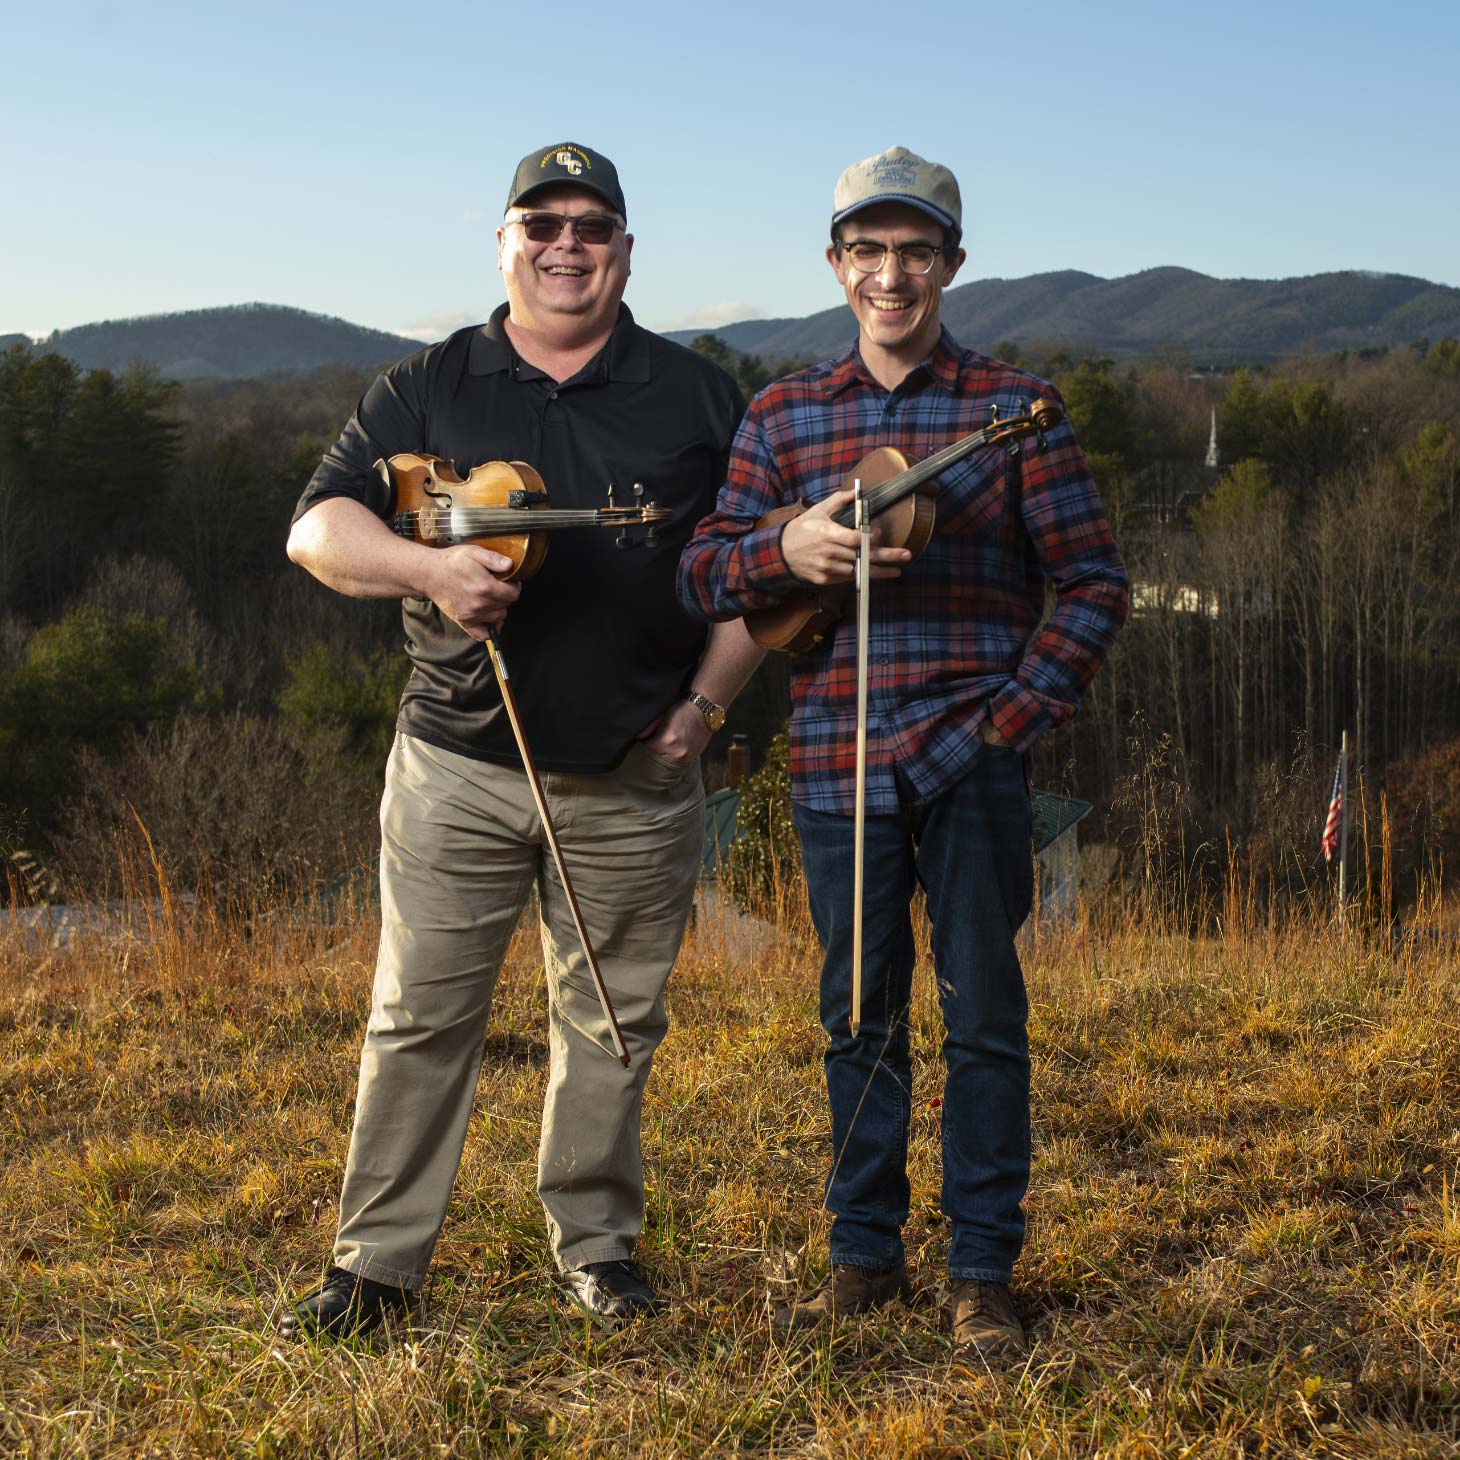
[677,330,1130,815]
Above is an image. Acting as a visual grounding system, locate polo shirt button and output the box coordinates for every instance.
[549,390,558,400]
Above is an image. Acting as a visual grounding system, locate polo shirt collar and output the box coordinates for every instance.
[821,326,963,398]
[468,302,650,383]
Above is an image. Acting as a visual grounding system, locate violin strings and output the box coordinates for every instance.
[832,412,1041,525]
[398,510,645,530]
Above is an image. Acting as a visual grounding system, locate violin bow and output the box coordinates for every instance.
[483,626,631,1067]
[851,480,871,1038]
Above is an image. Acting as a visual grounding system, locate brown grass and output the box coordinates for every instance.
[2,870,1458,1458]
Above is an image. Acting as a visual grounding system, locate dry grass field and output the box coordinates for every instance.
[2,870,1458,1458]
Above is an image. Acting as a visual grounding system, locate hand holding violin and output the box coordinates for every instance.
[780,489,913,586]
[374,451,669,642]
[420,544,521,641]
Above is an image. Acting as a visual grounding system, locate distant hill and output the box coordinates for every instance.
[17,270,1460,383]
[666,268,1460,365]
[27,304,423,381]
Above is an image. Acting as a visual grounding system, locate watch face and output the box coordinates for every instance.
[691,693,725,731]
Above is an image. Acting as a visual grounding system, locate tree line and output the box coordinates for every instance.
[1,334,1458,910]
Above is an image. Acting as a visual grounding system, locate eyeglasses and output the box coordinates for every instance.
[508,211,623,245]
[841,241,949,276]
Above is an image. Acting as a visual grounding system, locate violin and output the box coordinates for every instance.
[745,399,1063,653]
[375,452,669,579]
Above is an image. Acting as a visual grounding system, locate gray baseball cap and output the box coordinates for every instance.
[506,142,626,219]
[831,145,961,238]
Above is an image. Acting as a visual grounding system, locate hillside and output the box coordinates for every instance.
[15,270,1460,382]
[667,268,1460,364]
[29,303,422,380]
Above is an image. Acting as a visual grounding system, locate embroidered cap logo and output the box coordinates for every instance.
[548,147,587,176]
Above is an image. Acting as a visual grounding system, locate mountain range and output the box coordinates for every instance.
[11,270,1460,381]
[664,268,1460,364]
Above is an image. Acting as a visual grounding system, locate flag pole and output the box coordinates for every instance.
[1336,729,1349,925]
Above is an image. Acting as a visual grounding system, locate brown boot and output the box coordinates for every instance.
[773,1261,910,1334]
[949,1279,1026,1355]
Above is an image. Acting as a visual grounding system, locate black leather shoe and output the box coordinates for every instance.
[559,1259,664,1323]
[279,1264,415,1339]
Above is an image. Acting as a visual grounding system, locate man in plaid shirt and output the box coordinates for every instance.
[678,146,1128,1355]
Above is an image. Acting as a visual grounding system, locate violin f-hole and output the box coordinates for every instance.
[421,464,453,505]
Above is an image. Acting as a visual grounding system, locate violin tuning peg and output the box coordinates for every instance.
[621,483,650,547]
[609,482,633,546]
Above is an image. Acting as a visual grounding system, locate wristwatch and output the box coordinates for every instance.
[687,691,727,733]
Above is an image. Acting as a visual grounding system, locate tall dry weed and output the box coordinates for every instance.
[52,712,380,908]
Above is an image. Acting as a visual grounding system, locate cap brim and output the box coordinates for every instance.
[510,178,625,217]
[832,194,956,231]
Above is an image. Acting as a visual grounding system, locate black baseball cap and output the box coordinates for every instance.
[506,143,626,220]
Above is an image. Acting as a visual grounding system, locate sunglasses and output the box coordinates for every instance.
[509,212,622,245]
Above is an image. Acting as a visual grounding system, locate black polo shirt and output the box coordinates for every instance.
[294,304,745,772]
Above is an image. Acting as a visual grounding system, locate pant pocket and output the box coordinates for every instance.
[636,743,691,790]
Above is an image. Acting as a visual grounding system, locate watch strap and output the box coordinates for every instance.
[688,691,726,730]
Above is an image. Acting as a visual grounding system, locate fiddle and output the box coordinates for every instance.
[375,452,669,579]
[745,400,1063,653]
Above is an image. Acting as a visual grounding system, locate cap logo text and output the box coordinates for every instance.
[869,158,918,188]
[541,145,591,175]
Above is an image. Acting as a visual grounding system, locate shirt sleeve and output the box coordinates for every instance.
[291,351,433,524]
[984,390,1130,751]
[677,400,805,623]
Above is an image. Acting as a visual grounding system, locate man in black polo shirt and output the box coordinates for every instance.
[281,142,761,1335]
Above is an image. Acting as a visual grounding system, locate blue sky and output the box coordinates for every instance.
[4,0,1457,342]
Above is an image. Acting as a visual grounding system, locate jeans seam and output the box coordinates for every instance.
[829,1249,899,1271]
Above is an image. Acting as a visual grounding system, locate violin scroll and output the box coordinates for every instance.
[1030,398,1063,436]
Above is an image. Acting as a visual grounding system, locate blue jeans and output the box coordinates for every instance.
[792,746,1033,1281]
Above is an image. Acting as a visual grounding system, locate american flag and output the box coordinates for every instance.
[1320,752,1344,862]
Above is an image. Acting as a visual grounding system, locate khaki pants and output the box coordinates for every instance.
[333,732,704,1288]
